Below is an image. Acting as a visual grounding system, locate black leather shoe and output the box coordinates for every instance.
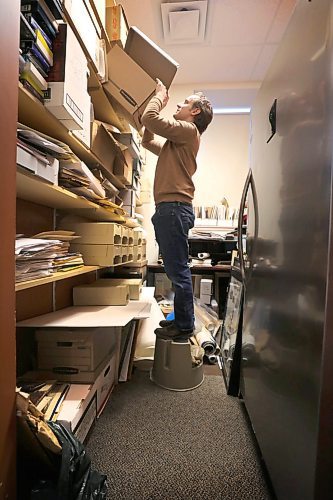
[159,319,174,327]
[154,324,193,342]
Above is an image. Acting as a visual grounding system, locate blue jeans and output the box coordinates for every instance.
[152,202,195,331]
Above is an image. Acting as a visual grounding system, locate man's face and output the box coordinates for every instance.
[173,95,200,121]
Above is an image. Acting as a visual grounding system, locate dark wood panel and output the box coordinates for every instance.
[16,198,54,236]
[0,2,20,497]
[16,284,53,322]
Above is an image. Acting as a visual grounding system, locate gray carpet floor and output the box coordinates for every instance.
[86,369,273,500]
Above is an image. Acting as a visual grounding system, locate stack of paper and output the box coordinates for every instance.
[15,235,83,282]
[59,158,105,199]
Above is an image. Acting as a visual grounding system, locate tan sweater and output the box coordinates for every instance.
[141,96,200,205]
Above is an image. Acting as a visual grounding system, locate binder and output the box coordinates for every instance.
[21,61,48,91]
[20,39,53,67]
[29,15,53,48]
[23,44,51,74]
[21,0,58,39]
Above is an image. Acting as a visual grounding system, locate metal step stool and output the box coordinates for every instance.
[150,337,204,391]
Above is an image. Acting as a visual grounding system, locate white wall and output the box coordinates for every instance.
[138,84,251,263]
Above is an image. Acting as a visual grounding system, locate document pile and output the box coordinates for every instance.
[15,232,84,283]
[17,124,73,184]
[58,158,106,201]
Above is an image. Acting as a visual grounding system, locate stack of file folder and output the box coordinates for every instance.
[15,232,84,283]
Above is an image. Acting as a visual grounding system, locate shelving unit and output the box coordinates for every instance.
[18,82,126,190]
[15,265,101,291]
[1,3,149,496]
[17,167,126,222]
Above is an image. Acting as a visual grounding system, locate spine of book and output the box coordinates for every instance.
[21,61,48,90]
[21,3,57,39]
[38,0,59,31]
[36,29,53,65]
[47,23,66,82]
[24,52,48,78]
[21,41,51,73]
[29,15,53,47]
[20,79,44,102]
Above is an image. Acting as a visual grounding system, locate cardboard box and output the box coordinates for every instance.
[90,120,118,176]
[36,327,118,373]
[45,23,89,130]
[133,245,142,263]
[121,226,129,245]
[89,86,121,127]
[97,278,142,300]
[127,246,134,263]
[112,128,140,159]
[103,26,178,130]
[64,0,101,67]
[200,293,212,305]
[133,229,143,245]
[200,278,213,295]
[65,221,122,244]
[74,393,97,442]
[95,347,119,413]
[57,345,119,439]
[90,120,133,183]
[91,0,107,29]
[17,144,59,185]
[73,283,130,306]
[71,243,122,266]
[105,4,129,48]
[58,385,96,440]
[113,154,132,185]
[72,96,92,148]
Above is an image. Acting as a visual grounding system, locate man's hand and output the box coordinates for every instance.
[155,78,169,109]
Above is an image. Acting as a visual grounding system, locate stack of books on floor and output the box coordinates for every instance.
[19,0,63,102]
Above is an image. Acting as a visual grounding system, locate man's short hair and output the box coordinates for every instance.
[191,93,213,134]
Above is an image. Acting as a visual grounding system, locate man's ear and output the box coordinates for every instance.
[191,107,201,116]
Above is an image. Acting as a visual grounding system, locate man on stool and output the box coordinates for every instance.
[141,79,213,342]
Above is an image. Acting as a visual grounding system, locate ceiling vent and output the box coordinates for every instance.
[161,1,208,44]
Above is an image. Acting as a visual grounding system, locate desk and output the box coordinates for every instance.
[147,263,231,319]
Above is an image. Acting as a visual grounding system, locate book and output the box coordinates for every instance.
[20,12,36,41]
[21,1,58,39]
[36,29,53,65]
[24,52,48,79]
[23,43,51,74]
[44,0,63,21]
[20,38,53,67]
[29,15,53,48]
[21,61,48,90]
[20,78,44,102]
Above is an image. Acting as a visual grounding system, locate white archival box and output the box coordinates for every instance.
[17,145,59,185]
[45,23,90,130]
[35,326,118,372]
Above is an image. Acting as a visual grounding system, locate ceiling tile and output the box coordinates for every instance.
[266,0,297,43]
[210,0,280,46]
[116,0,294,86]
[172,44,263,84]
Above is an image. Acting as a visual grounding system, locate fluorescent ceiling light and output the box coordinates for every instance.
[213,107,251,115]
